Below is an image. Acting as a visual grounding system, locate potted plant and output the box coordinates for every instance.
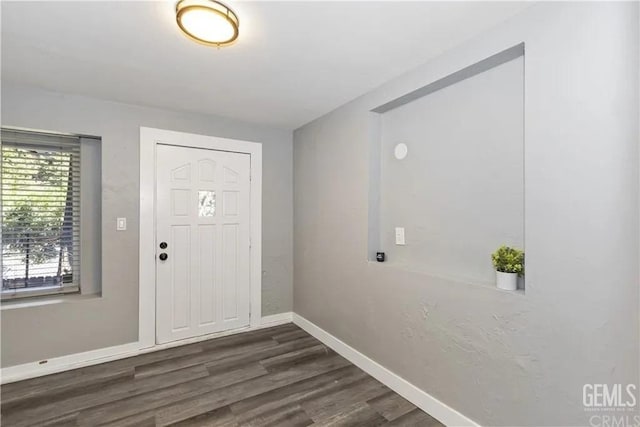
[491,245,524,291]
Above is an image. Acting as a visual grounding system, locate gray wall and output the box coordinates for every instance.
[293,2,639,426]
[1,83,293,367]
[379,56,524,286]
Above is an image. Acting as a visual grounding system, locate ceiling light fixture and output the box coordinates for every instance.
[176,0,239,47]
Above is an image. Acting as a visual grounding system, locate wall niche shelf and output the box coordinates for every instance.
[367,43,526,293]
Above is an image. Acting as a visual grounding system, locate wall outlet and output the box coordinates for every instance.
[117,217,127,231]
[395,227,405,245]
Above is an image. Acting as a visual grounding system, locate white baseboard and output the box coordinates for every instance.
[261,311,293,326]
[0,342,141,385]
[292,313,480,427]
[1,317,294,385]
[2,310,476,427]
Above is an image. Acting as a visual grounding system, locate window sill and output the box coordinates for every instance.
[1,292,102,311]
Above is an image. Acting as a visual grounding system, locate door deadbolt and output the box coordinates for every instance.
[159,253,168,261]
[159,242,168,249]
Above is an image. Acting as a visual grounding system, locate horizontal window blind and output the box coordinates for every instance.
[1,129,81,298]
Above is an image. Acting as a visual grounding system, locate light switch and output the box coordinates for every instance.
[395,227,405,245]
[117,217,127,231]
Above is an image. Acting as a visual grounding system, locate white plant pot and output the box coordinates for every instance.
[496,271,518,291]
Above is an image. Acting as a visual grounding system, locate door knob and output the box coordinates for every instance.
[159,253,168,261]
[159,242,168,249]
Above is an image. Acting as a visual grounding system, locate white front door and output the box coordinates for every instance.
[155,143,251,344]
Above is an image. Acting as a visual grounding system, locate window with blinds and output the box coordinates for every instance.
[1,129,81,299]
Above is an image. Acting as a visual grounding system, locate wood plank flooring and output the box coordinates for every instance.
[1,323,443,427]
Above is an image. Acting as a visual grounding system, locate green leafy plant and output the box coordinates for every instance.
[491,246,524,276]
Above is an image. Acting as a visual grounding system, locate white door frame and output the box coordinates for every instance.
[139,127,262,348]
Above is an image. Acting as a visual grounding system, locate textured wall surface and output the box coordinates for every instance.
[1,84,293,367]
[379,56,524,285]
[293,3,639,425]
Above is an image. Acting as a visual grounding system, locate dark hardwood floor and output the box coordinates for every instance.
[1,323,443,426]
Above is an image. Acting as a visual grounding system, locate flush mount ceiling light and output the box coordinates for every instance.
[176,0,239,47]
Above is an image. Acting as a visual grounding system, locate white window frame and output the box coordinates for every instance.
[138,127,262,348]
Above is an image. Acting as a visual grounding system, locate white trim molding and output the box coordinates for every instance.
[1,309,481,427]
[292,313,480,427]
[1,319,294,384]
[0,342,140,384]
[139,127,263,349]
[261,312,293,326]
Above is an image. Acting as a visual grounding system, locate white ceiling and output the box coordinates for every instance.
[1,1,531,129]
